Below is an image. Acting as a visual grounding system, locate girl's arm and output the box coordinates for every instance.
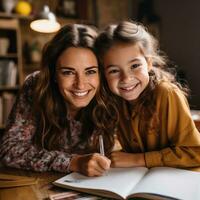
[110,151,145,167]
[145,84,200,168]
[0,74,72,173]
[111,83,200,169]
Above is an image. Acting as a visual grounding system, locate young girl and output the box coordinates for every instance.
[0,24,117,176]
[95,21,200,169]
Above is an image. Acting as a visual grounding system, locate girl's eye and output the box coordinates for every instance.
[131,63,141,69]
[107,69,120,74]
[86,69,98,75]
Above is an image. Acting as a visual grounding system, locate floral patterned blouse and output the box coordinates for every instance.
[0,72,95,173]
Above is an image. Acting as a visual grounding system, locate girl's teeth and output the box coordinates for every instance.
[124,86,134,90]
[121,85,135,91]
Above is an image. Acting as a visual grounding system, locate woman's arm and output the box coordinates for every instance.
[70,153,111,176]
[0,74,72,172]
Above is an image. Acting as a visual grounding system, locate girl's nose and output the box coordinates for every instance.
[121,71,133,83]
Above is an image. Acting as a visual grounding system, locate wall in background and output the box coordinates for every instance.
[153,0,200,109]
[88,0,131,28]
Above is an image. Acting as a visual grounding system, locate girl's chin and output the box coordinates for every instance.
[119,92,140,101]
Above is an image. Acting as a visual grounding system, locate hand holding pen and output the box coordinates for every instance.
[69,134,110,177]
[99,134,105,156]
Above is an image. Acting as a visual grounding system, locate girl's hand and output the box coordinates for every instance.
[110,151,145,168]
[70,153,111,177]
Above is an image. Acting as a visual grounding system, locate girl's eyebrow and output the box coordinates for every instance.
[105,64,118,69]
[128,58,140,64]
[105,58,140,69]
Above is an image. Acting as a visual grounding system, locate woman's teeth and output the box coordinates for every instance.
[73,91,88,96]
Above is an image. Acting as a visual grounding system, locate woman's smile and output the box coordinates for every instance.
[71,90,89,97]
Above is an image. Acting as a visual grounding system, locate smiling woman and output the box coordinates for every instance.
[0,24,118,177]
[55,47,99,117]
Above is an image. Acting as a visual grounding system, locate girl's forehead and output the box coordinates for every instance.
[102,42,148,67]
[104,42,143,58]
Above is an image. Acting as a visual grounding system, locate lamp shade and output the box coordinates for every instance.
[30,5,60,33]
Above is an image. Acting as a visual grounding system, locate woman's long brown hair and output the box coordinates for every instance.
[33,24,117,153]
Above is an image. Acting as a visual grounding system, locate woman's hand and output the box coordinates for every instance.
[110,151,145,168]
[70,153,111,177]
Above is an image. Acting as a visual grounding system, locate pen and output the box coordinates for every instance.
[99,135,105,156]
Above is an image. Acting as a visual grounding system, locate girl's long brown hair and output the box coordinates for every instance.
[95,21,189,138]
[33,24,117,153]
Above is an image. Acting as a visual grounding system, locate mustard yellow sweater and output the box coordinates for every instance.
[117,81,200,168]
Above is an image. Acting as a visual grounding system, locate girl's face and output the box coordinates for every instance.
[103,43,152,101]
[56,47,99,115]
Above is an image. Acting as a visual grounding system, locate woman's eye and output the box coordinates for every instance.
[131,63,141,69]
[61,70,74,75]
[86,69,98,75]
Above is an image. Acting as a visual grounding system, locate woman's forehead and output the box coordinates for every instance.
[56,47,98,70]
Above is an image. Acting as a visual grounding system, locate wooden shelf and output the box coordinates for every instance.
[0,85,20,91]
[0,18,22,129]
[0,18,20,29]
[0,53,18,58]
[0,12,33,20]
[0,125,5,129]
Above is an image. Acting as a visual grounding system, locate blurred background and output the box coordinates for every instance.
[0,0,200,130]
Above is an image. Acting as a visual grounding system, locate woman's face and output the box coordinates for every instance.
[56,47,99,115]
[103,42,152,101]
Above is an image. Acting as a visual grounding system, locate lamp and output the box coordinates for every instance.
[30,5,61,33]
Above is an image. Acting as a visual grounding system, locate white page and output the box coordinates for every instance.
[54,167,148,199]
[129,167,200,200]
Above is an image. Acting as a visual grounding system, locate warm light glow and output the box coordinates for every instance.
[30,19,61,33]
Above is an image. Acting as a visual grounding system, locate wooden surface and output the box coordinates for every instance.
[0,166,65,200]
[194,120,200,131]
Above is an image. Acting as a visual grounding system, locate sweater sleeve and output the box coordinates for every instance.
[0,73,72,173]
[145,83,200,168]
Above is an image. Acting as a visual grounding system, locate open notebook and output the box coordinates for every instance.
[53,167,200,200]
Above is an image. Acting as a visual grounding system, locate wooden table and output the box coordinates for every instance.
[0,166,65,200]
[194,120,200,131]
[191,110,200,132]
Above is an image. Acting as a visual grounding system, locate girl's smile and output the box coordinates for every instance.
[103,42,152,101]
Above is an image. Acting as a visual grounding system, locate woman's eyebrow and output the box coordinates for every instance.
[85,66,98,70]
[57,66,75,70]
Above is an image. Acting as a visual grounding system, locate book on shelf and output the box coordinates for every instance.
[0,60,17,87]
[53,167,200,200]
[0,96,2,125]
[0,92,15,125]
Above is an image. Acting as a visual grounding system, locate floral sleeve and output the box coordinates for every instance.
[0,72,72,173]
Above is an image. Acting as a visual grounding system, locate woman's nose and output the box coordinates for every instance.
[74,74,86,89]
